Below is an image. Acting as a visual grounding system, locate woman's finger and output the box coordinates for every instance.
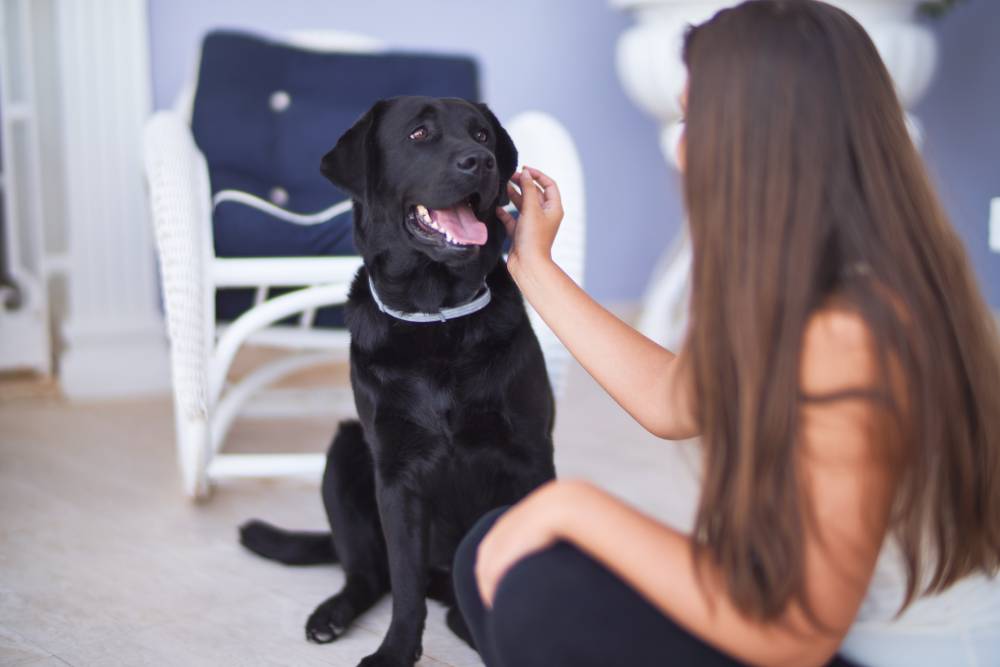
[523,167,562,211]
[522,166,555,189]
[506,181,523,210]
[518,169,540,209]
[475,542,497,607]
[496,206,517,237]
[477,569,496,608]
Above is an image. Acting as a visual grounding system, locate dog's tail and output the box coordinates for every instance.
[239,519,338,566]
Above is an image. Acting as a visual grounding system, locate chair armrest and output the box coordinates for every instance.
[212,256,363,288]
[142,111,216,419]
[212,189,353,226]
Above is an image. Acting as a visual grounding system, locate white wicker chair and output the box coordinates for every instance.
[142,32,586,499]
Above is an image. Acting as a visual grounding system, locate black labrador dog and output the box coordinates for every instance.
[240,96,556,667]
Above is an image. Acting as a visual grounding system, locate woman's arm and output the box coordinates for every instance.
[477,309,895,667]
[500,168,698,440]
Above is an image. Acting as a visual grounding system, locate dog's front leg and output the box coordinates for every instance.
[359,477,429,667]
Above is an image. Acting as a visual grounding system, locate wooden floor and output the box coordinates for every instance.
[0,360,702,667]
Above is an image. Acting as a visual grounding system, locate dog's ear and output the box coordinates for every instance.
[320,101,385,199]
[476,103,517,206]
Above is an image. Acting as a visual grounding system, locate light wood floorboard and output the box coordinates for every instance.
[0,361,701,666]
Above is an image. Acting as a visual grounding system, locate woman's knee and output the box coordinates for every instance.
[488,543,595,666]
[453,507,509,601]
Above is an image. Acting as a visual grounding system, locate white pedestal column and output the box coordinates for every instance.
[613,0,939,346]
[55,0,170,399]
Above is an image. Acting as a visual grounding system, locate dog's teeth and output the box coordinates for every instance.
[416,205,433,225]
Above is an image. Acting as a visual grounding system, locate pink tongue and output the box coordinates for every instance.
[429,205,488,246]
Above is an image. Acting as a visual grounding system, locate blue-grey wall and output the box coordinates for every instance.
[147,0,997,307]
[146,0,678,303]
[916,1,1000,309]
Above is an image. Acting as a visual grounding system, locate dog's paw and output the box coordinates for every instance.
[357,649,419,667]
[305,597,353,644]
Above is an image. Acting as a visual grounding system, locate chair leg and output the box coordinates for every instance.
[175,413,211,499]
[210,351,337,457]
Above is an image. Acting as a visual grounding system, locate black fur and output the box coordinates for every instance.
[240,96,556,667]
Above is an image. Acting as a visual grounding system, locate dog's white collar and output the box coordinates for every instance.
[367,276,491,323]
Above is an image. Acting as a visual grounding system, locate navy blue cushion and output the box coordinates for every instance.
[190,30,480,327]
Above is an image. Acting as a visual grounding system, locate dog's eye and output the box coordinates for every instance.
[409,126,428,141]
[474,128,489,143]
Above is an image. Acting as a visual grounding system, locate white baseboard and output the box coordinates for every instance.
[0,308,51,375]
[59,333,170,400]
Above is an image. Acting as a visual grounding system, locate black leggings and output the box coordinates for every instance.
[453,507,860,667]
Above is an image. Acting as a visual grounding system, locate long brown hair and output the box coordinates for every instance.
[681,0,1000,622]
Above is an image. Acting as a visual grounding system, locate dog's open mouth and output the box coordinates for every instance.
[406,196,487,247]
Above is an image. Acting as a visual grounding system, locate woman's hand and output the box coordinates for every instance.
[475,479,587,607]
[496,167,564,279]
[493,169,698,442]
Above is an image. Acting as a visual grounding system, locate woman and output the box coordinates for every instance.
[451,1,1000,666]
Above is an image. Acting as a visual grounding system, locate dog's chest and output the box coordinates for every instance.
[362,318,509,388]
[357,335,514,441]
[389,358,497,420]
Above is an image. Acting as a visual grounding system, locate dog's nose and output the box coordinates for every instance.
[456,150,495,175]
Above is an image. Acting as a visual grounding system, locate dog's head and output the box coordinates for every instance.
[320,96,516,268]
